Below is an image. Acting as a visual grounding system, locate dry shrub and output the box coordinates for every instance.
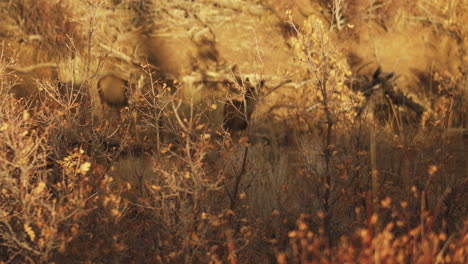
[280,214,467,263]
[288,13,365,129]
[136,94,229,263]
[0,53,126,263]
[0,1,467,263]
[0,98,86,262]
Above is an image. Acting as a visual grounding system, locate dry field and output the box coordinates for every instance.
[0,0,466,263]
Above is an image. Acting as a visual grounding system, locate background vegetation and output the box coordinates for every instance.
[0,0,466,263]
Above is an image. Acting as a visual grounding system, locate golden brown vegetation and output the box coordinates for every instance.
[0,0,466,263]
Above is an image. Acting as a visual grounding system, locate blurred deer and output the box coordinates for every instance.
[359,67,394,98]
[223,78,264,133]
[97,73,144,143]
[97,73,129,108]
[355,67,425,129]
[6,63,59,100]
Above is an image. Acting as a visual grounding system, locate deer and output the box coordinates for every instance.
[223,78,264,133]
[5,63,59,100]
[354,67,426,130]
[97,73,129,108]
[97,73,143,144]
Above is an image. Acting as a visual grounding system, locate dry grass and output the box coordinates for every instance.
[0,0,466,263]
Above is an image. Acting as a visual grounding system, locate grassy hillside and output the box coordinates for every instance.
[0,0,466,263]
